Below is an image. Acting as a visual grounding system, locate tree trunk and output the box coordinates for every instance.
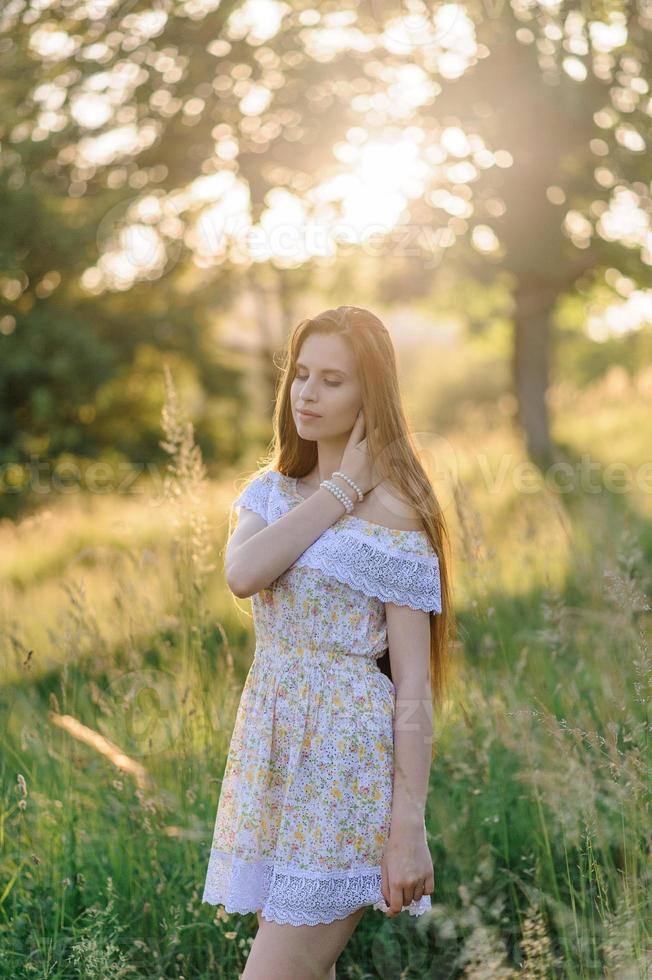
[512,279,555,462]
[245,269,281,419]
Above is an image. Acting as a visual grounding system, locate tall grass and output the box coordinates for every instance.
[1,366,650,978]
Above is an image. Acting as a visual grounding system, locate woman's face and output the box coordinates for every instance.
[291,332,362,438]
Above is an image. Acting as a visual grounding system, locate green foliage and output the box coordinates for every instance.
[2,0,652,487]
[0,307,116,461]
[1,371,651,977]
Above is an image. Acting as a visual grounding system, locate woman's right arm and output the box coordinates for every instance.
[225,477,352,598]
[226,409,375,598]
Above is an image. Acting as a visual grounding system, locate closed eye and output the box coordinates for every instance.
[295,374,341,387]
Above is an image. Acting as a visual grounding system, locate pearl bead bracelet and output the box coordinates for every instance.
[332,470,364,502]
[320,479,355,514]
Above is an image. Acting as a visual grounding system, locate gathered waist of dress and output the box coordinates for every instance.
[252,642,384,678]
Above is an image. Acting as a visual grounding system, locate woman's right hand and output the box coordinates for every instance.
[337,408,380,497]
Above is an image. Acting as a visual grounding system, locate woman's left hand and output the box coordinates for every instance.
[380,826,435,916]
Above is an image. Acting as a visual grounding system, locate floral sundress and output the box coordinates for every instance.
[201,469,442,925]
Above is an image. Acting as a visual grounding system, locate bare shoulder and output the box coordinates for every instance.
[363,479,425,532]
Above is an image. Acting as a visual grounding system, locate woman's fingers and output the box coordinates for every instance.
[412,881,425,903]
[380,860,391,909]
[388,882,404,916]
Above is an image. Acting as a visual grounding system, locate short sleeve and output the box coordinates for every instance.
[232,470,276,524]
[292,526,442,613]
[376,546,441,613]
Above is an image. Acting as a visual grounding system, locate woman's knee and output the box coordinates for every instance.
[243,906,365,980]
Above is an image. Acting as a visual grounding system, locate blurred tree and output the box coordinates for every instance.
[0,2,245,473]
[347,0,651,459]
[1,0,650,476]
[400,0,652,459]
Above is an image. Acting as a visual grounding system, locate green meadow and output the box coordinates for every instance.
[1,367,650,979]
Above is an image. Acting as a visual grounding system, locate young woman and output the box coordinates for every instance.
[202,306,453,979]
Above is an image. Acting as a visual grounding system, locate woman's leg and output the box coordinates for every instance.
[253,912,335,978]
[244,906,365,979]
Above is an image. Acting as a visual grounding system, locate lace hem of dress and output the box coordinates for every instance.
[202,848,432,926]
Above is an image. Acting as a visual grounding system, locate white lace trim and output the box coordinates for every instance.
[202,848,432,925]
[232,470,442,612]
[293,530,441,613]
[232,471,274,522]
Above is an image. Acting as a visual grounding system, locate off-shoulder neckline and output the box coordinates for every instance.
[277,471,429,540]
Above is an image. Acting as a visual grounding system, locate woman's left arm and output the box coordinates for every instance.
[381,600,435,916]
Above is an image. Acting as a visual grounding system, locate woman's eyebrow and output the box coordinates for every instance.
[295,362,348,376]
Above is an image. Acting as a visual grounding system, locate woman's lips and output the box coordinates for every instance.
[297,410,321,419]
